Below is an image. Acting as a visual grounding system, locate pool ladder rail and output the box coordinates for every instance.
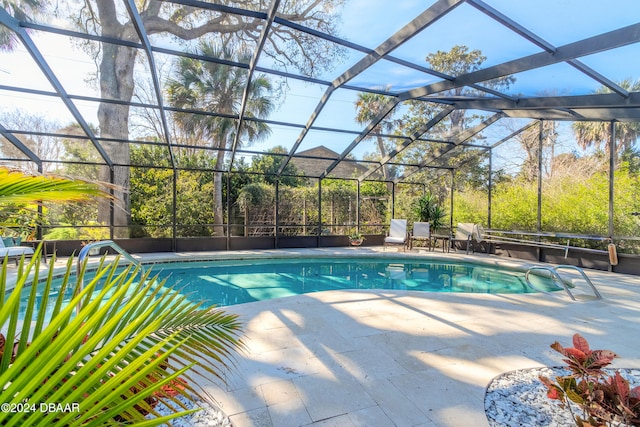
[524,265,602,301]
[75,240,145,312]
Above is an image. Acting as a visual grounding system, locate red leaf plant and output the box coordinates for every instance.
[539,333,640,427]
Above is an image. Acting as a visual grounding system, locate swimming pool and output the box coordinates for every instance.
[16,257,561,318]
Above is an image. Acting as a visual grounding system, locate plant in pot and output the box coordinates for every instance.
[348,229,365,246]
[413,192,446,232]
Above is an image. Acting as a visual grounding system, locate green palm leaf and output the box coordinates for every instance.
[0,167,111,206]
[0,248,244,425]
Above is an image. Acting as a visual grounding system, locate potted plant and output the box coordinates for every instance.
[348,229,365,246]
[413,192,446,232]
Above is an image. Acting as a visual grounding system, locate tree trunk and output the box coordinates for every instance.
[213,148,226,237]
[376,136,389,180]
[89,1,341,238]
[96,4,137,238]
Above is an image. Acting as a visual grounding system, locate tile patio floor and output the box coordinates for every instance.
[137,248,640,427]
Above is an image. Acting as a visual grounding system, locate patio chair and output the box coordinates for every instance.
[451,223,476,254]
[384,219,408,251]
[450,223,491,254]
[0,236,34,265]
[409,221,430,250]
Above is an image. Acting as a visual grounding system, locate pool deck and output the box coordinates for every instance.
[134,247,640,427]
[11,246,640,426]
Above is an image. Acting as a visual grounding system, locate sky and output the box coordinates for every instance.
[0,0,639,167]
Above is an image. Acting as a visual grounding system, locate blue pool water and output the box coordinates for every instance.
[16,257,561,317]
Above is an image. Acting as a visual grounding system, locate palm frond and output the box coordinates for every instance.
[0,249,244,426]
[0,167,112,206]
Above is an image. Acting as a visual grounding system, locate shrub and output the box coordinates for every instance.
[539,333,640,427]
[413,193,446,231]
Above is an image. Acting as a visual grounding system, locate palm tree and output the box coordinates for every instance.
[0,167,112,238]
[167,42,273,236]
[354,88,396,180]
[0,0,42,50]
[572,79,640,155]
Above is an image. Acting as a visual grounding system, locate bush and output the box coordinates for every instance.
[539,333,640,427]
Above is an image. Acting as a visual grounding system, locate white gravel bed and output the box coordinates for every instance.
[144,367,640,426]
[485,367,640,427]
[146,394,231,427]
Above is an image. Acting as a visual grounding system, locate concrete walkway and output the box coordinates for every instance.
[178,249,640,427]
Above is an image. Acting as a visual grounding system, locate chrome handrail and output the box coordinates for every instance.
[525,264,602,301]
[482,234,600,257]
[75,240,144,313]
[525,266,576,301]
[554,265,602,299]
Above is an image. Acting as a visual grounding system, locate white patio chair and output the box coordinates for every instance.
[451,223,487,254]
[409,221,431,250]
[384,219,408,251]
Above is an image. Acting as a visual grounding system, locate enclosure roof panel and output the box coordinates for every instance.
[0,0,638,180]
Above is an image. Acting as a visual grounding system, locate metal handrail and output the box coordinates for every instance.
[481,233,608,258]
[486,229,609,241]
[77,240,142,272]
[525,264,602,301]
[75,240,144,313]
[525,266,576,301]
[554,265,602,299]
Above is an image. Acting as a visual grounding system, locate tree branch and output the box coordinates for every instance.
[142,15,256,40]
